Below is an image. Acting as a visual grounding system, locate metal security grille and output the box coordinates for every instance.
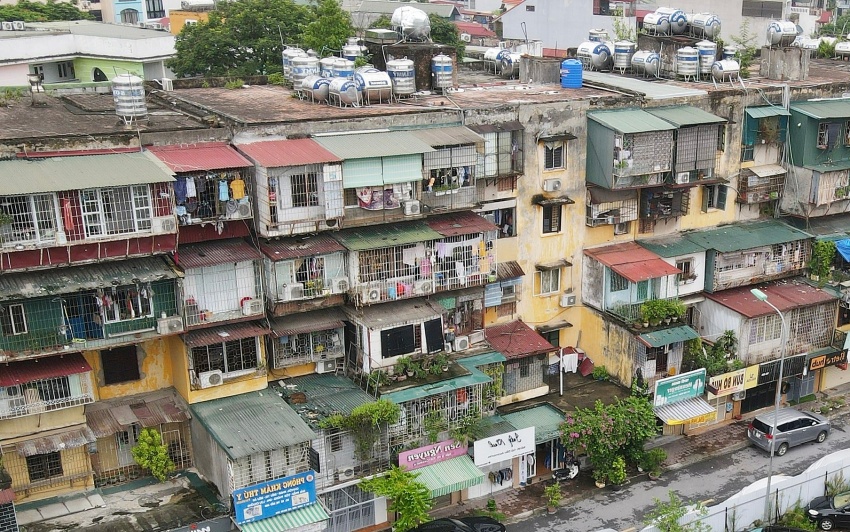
[477,131,523,177]
[358,246,416,284]
[291,173,320,208]
[272,328,343,368]
[675,125,720,173]
[183,261,262,324]
[1,445,91,495]
[322,486,376,532]
[229,442,310,492]
[614,131,674,178]
[80,186,153,237]
[0,373,94,420]
[0,194,59,247]
[191,337,258,375]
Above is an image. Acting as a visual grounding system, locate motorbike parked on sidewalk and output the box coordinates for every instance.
[551,453,580,482]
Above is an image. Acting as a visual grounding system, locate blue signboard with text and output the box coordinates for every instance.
[232,470,316,525]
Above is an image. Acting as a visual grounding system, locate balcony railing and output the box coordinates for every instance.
[420,185,478,212]
[0,373,94,420]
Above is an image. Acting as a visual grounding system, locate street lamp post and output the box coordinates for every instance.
[751,288,788,525]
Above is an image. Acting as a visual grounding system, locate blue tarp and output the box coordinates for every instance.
[836,239,850,261]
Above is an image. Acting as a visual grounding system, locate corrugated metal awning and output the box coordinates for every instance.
[239,503,330,532]
[344,299,444,330]
[236,138,342,168]
[637,325,700,348]
[425,211,498,237]
[146,143,251,173]
[183,322,269,348]
[538,132,577,142]
[0,353,90,386]
[791,99,850,119]
[259,233,346,261]
[532,194,575,206]
[587,187,637,205]
[467,121,523,134]
[1,151,175,195]
[177,239,261,269]
[485,320,556,359]
[333,221,442,251]
[408,126,484,147]
[637,234,705,258]
[747,164,786,178]
[269,307,346,337]
[416,456,484,498]
[537,321,573,334]
[496,261,525,281]
[646,106,726,127]
[585,242,680,282]
[85,388,191,438]
[588,109,677,134]
[654,396,716,426]
[502,403,566,443]
[535,259,572,271]
[16,426,96,457]
[314,131,435,160]
[745,106,791,119]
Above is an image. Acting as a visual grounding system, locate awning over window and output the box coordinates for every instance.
[426,211,499,237]
[588,109,677,134]
[587,187,637,205]
[0,353,90,386]
[537,133,577,142]
[16,425,96,457]
[416,455,484,497]
[468,121,523,134]
[409,126,484,147]
[532,194,575,206]
[269,308,346,338]
[177,238,262,269]
[85,388,191,438]
[496,261,525,281]
[747,164,786,178]
[183,322,269,348]
[536,321,573,334]
[745,106,791,119]
[585,242,680,283]
[637,325,700,348]
[535,259,572,271]
[236,138,342,168]
[239,503,330,532]
[653,396,716,426]
[332,222,442,251]
[314,131,435,160]
[147,142,252,173]
[646,105,726,127]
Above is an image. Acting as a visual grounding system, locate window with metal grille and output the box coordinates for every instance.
[544,143,564,170]
[357,246,418,284]
[1,304,27,335]
[291,173,320,208]
[478,129,523,177]
[637,281,648,301]
[846,121,850,146]
[675,125,719,173]
[101,346,140,384]
[276,328,342,367]
[702,184,728,212]
[120,9,139,24]
[146,0,164,18]
[676,259,695,283]
[609,271,628,292]
[817,122,829,148]
[749,314,782,344]
[27,452,63,482]
[80,185,152,237]
[99,285,153,323]
[542,204,561,233]
[192,337,259,375]
[0,194,59,246]
[537,269,560,295]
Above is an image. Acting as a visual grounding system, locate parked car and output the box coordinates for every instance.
[746,407,830,456]
[411,516,506,532]
[807,491,850,530]
[748,527,819,532]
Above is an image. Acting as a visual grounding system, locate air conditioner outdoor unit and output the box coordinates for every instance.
[559,293,577,308]
[676,172,690,185]
[731,390,746,401]
[332,277,350,294]
[151,216,177,234]
[146,22,163,30]
[282,283,304,301]
[543,179,562,192]
[454,336,470,352]
[613,222,629,235]
[468,330,485,345]
[316,360,337,374]
[231,202,252,219]
[403,200,421,216]
[460,33,472,42]
[241,298,263,316]
[413,279,434,295]
[199,370,224,388]
[361,284,381,303]
[156,316,184,335]
[12,21,25,30]
[1,22,13,31]
[161,77,174,91]
[337,467,355,481]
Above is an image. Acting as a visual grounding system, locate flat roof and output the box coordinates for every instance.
[6,20,174,41]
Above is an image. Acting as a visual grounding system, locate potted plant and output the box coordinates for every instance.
[592,468,607,489]
[396,356,414,379]
[432,352,450,372]
[669,300,686,322]
[640,300,668,327]
[544,482,562,514]
[608,455,627,490]
[641,448,667,480]
[591,365,609,382]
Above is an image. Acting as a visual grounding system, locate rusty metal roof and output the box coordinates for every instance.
[485,320,557,359]
[16,425,96,457]
[333,221,443,252]
[408,126,484,147]
[176,238,261,269]
[0,353,90,386]
[584,241,681,282]
[269,307,346,337]
[496,261,525,281]
[237,138,342,168]
[183,321,269,348]
[85,388,191,438]
[425,211,499,237]
[259,233,347,261]
[146,143,252,173]
[277,374,374,429]
[704,280,838,318]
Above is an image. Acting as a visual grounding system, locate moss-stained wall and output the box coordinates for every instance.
[85,338,173,401]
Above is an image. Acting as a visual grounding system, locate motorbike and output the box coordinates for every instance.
[551,453,580,482]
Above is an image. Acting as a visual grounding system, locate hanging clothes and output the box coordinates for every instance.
[562,351,579,373]
[174,177,188,204]
[185,176,197,198]
[61,197,75,231]
[230,177,246,200]
[218,180,230,202]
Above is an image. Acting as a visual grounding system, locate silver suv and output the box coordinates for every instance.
[747,408,830,456]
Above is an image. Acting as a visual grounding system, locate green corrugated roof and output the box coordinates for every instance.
[637,234,706,258]
[332,221,442,251]
[458,352,507,368]
[588,109,677,134]
[1,151,175,195]
[682,220,812,253]
[478,414,517,439]
[646,106,726,127]
[502,404,565,443]
[791,99,850,119]
[381,358,495,404]
[415,456,484,497]
[239,503,329,532]
[638,325,700,348]
[281,374,375,430]
[783,215,850,241]
[314,131,435,160]
[745,106,791,119]
[0,256,181,302]
[191,391,316,460]
[804,161,850,173]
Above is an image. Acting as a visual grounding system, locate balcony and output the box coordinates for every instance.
[0,367,94,420]
[737,165,786,204]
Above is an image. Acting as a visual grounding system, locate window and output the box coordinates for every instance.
[496,301,516,317]
[478,129,523,177]
[542,204,561,233]
[80,185,152,237]
[676,258,695,283]
[609,271,628,292]
[717,124,727,152]
[1,304,27,335]
[101,346,140,384]
[146,0,164,18]
[100,285,153,323]
[520,362,530,377]
[478,207,516,238]
[741,0,782,17]
[291,173,320,208]
[818,122,829,148]
[537,269,561,295]
[526,4,535,11]
[192,337,259,375]
[0,194,59,246]
[120,8,139,23]
[27,452,63,482]
[749,314,782,344]
[380,325,420,358]
[845,121,850,146]
[542,330,560,348]
[636,280,648,301]
[702,184,728,212]
[544,142,565,170]
[645,346,669,373]
[593,0,610,15]
[56,61,75,80]
[93,68,108,82]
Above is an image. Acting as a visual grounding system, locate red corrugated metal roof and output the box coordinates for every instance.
[818,10,832,23]
[425,211,499,237]
[454,21,497,38]
[270,307,347,337]
[176,238,261,269]
[237,138,342,168]
[183,321,269,347]
[0,353,91,386]
[0,488,14,505]
[86,388,191,438]
[584,242,680,283]
[485,320,557,359]
[704,281,838,318]
[259,233,346,261]
[146,143,252,173]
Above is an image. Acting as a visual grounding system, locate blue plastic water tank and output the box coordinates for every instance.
[560,59,583,89]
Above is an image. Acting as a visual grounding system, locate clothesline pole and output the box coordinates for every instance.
[559,349,564,397]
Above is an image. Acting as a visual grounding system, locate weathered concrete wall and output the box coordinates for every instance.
[760,47,810,81]
[520,56,561,85]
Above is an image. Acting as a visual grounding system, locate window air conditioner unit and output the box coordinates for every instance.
[332,277,350,294]
[413,279,434,295]
[316,360,337,374]
[282,283,304,301]
[146,22,163,30]
[468,330,485,345]
[403,200,421,216]
[151,216,177,234]
[543,179,562,192]
[12,21,25,30]
[198,370,224,388]
[362,284,381,303]
[231,202,252,219]
[559,293,576,308]
[156,316,184,335]
[613,222,629,235]
[337,467,355,481]
[454,336,470,352]
[241,298,263,316]
[676,172,690,185]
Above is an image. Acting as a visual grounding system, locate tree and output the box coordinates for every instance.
[301,0,354,57]
[0,0,93,22]
[428,14,465,60]
[730,19,758,78]
[681,332,742,378]
[131,428,175,482]
[818,13,850,37]
[360,466,432,532]
[644,490,712,532]
[167,0,312,78]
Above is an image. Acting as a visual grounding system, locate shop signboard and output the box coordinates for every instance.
[232,470,316,525]
[808,349,848,372]
[473,427,535,467]
[653,368,705,407]
[399,439,466,470]
[744,364,759,389]
[707,368,746,399]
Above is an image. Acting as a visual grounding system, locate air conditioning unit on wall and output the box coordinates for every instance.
[337,467,355,481]
[559,293,576,308]
[454,336,470,351]
[676,172,690,184]
[414,279,434,295]
[332,277,350,293]
[156,316,184,335]
[282,283,304,301]
[361,284,381,303]
[152,216,177,234]
[316,360,337,374]
[543,179,562,192]
[404,200,421,216]
[241,298,263,316]
[199,370,223,388]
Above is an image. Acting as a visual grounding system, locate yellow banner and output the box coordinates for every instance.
[744,365,759,390]
[665,411,717,426]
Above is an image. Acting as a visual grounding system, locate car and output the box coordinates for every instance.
[410,516,506,532]
[807,491,850,530]
[746,407,830,456]
[747,527,817,532]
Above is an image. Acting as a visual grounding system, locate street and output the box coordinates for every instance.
[511,410,850,532]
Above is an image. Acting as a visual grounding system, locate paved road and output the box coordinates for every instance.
[511,410,850,532]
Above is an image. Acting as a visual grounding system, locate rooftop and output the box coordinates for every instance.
[2,20,175,41]
[484,320,556,359]
[704,279,838,318]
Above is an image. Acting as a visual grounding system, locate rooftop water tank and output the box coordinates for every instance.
[112,74,147,121]
[291,56,319,87]
[656,7,687,35]
[329,77,360,106]
[560,58,583,89]
[613,41,636,73]
[431,53,453,90]
[836,41,850,58]
[643,12,670,35]
[392,6,431,41]
[332,58,355,79]
[711,59,740,81]
[484,47,508,72]
[722,45,738,60]
[343,37,367,62]
[689,13,721,40]
[577,41,612,71]
[696,40,717,76]
[319,57,336,78]
[631,50,660,77]
[282,48,306,80]
[386,58,416,96]
[301,75,330,103]
[767,20,798,47]
[355,69,393,103]
[500,52,522,79]
[588,28,610,42]
[676,46,699,79]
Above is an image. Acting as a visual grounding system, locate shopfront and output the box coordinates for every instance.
[653,369,716,435]
[501,404,569,482]
[703,365,760,425]
[469,426,535,500]
[398,439,483,508]
[807,347,847,395]
[741,354,807,414]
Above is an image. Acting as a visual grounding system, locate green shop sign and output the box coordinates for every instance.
[653,368,706,407]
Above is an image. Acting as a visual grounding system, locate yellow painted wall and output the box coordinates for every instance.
[171,337,269,404]
[677,187,736,231]
[5,446,92,502]
[84,338,174,401]
[267,361,316,382]
[577,307,635,385]
[168,10,210,35]
[0,407,87,441]
[492,236,518,263]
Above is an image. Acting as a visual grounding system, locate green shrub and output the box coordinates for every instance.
[592,365,609,381]
[131,428,175,481]
[267,72,285,85]
[224,78,245,89]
